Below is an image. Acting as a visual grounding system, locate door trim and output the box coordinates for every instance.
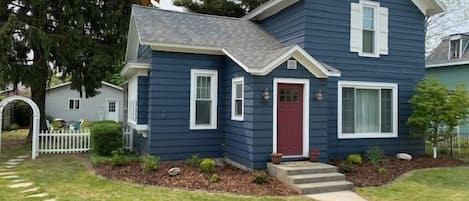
[273,78,309,158]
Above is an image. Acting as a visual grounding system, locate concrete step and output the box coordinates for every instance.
[284,165,337,175]
[294,180,354,194]
[289,172,346,184]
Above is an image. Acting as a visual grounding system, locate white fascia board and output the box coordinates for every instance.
[411,0,445,16]
[242,0,300,21]
[120,62,150,77]
[426,60,469,68]
[145,42,224,55]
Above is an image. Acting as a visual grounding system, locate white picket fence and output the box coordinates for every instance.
[37,129,133,155]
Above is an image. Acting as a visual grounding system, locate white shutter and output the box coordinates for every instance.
[378,7,389,55]
[350,3,362,53]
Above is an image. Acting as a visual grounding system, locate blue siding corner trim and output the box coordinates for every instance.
[148,51,224,161]
[137,76,149,125]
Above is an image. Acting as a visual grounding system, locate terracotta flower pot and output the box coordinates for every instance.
[309,149,320,162]
[271,153,282,164]
[141,0,150,6]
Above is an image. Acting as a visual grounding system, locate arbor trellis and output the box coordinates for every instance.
[0,0,137,134]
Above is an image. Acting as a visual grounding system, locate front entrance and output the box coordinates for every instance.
[277,83,304,156]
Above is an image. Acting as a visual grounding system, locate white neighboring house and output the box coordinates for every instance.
[45,81,124,122]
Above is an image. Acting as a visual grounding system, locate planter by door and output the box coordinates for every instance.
[277,84,303,156]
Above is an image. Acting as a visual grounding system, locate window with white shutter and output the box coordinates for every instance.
[350,0,388,58]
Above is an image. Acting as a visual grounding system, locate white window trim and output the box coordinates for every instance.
[359,0,380,58]
[448,39,463,60]
[231,77,244,121]
[337,81,398,139]
[68,98,80,110]
[273,78,310,157]
[190,69,218,130]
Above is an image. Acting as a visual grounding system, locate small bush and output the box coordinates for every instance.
[199,158,215,173]
[378,167,387,174]
[186,154,201,167]
[252,171,268,184]
[110,150,128,166]
[338,160,355,173]
[142,155,160,171]
[7,123,19,131]
[90,121,123,156]
[366,146,384,166]
[209,173,219,183]
[346,154,362,165]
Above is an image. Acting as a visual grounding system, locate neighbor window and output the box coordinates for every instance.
[68,99,80,110]
[231,77,244,121]
[362,6,375,54]
[338,81,397,139]
[450,39,461,59]
[190,69,218,130]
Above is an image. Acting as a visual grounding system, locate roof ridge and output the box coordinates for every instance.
[132,4,247,22]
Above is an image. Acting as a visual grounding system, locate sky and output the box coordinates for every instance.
[151,0,185,12]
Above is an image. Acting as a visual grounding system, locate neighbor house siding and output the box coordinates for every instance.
[300,0,426,158]
[148,51,224,160]
[258,1,305,47]
[137,76,149,124]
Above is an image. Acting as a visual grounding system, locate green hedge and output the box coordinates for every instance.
[90,121,123,156]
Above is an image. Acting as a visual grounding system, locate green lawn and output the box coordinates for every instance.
[0,138,310,201]
[357,167,469,201]
[1,129,29,140]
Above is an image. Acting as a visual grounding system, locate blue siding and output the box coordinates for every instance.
[137,76,149,124]
[148,51,224,161]
[300,0,425,158]
[258,1,305,47]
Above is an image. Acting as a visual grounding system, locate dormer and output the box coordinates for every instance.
[448,34,469,60]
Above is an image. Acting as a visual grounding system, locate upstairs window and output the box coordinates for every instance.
[68,99,80,110]
[231,77,244,121]
[190,69,218,130]
[362,7,375,54]
[450,39,462,59]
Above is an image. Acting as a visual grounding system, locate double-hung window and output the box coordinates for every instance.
[338,81,398,139]
[68,98,80,110]
[449,39,461,59]
[190,69,218,130]
[231,77,244,121]
[362,6,375,54]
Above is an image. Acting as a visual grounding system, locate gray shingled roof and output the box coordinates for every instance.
[131,5,339,75]
[426,36,469,67]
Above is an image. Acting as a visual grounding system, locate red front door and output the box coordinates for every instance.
[277,84,303,156]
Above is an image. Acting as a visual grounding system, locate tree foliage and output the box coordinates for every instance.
[174,0,267,17]
[0,0,137,130]
[408,78,469,158]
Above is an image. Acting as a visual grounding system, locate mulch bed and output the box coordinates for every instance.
[332,156,468,187]
[94,161,298,196]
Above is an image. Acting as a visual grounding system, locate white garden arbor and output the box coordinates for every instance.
[0,95,40,159]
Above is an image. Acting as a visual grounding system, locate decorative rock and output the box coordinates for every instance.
[167,167,181,176]
[2,175,20,179]
[214,159,225,168]
[20,187,39,193]
[8,182,33,188]
[27,193,48,198]
[397,153,412,161]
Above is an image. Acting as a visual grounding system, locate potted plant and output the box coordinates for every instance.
[271,153,282,164]
[309,149,320,162]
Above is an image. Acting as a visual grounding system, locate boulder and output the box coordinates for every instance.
[396,153,412,161]
[167,167,181,176]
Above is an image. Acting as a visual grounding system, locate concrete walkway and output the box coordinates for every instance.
[307,191,368,201]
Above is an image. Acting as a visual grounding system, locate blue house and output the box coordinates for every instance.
[121,0,444,169]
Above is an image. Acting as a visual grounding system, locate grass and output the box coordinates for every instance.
[0,137,310,201]
[1,129,29,140]
[357,167,469,201]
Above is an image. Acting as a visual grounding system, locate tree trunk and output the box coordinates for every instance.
[27,74,48,141]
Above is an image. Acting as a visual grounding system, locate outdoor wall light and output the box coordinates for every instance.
[315,90,323,101]
[262,88,270,104]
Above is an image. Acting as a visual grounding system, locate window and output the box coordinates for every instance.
[68,99,80,110]
[108,100,116,112]
[362,6,375,54]
[190,69,218,129]
[450,39,461,59]
[231,77,244,121]
[338,81,398,139]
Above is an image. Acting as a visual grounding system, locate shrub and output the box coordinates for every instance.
[199,158,215,173]
[378,167,387,175]
[7,123,19,131]
[110,150,128,166]
[252,171,268,184]
[338,160,355,173]
[142,155,160,171]
[186,154,201,167]
[209,173,219,183]
[346,154,362,165]
[90,121,123,156]
[366,146,384,166]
